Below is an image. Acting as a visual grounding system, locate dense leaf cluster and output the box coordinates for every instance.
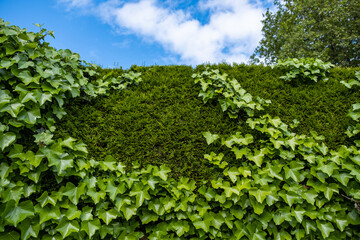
[274,58,334,83]
[1,19,360,239]
[55,66,241,181]
[252,0,360,67]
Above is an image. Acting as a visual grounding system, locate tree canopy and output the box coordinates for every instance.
[252,0,360,67]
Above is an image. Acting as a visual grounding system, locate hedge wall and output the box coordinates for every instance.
[54,64,360,181]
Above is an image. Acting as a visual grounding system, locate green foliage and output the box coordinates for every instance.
[252,0,360,67]
[274,58,334,83]
[341,71,360,138]
[55,65,241,181]
[192,68,271,118]
[1,18,360,240]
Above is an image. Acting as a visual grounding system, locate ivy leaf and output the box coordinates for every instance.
[3,200,34,227]
[105,180,124,201]
[302,220,317,234]
[19,219,40,240]
[129,183,151,207]
[317,142,328,156]
[120,205,137,221]
[142,176,158,190]
[292,206,306,223]
[65,205,82,220]
[248,149,265,167]
[60,182,86,205]
[323,183,339,200]
[203,132,219,145]
[98,208,119,225]
[291,227,305,240]
[36,191,57,207]
[223,167,241,183]
[153,165,171,181]
[334,217,349,232]
[56,219,80,238]
[273,207,292,225]
[284,166,304,182]
[177,177,196,191]
[279,191,301,207]
[25,151,44,168]
[316,221,335,238]
[249,187,271,203]
[87,188,106,204]
[302,189,318,205]
[100,155,117,171]
[0,132,16,151]
[17,108,41,125]
[332,172,351,186]
[81,219,101,239]
[80,206,93,221]
[193,218,211,232]
[231,147,250,159]
[0,232,20,240]
[140,209,159,224]
[35,205,61,224]
[171,220,190,237]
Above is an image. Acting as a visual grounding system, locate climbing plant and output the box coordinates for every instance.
[0,18,360,239]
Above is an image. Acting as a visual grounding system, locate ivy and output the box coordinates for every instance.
[274,58,334,83]
[1,18,360,239]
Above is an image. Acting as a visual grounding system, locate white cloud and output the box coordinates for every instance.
[59,0,93,8]
[61,0,267,65]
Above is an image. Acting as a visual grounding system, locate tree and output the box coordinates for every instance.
[252,0,360,67]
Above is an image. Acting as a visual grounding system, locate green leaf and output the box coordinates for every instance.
[284,166,304,182]
[292,206,306,223]
[171,220,190,237]
[56,219,80,238]
[231,147,250,159]
[249,187,271,203]
[302,220,317,234]
[129,183,151,207]
[25,151,44,168]
[0,232,20,240]
[35,205,61,224]
[19,219,40,240]
[87,188,106,204]
[248,149,265,167]
[332,172,351,186]
[81,219,101,238]
[273,207,292,225]
[279,191,301,207]
[36,191,57,207]
[223,167,240,183]
[65,204,82,220]
[316,221,335,238]
[302,189,318,205]
[98,208,119,225]
[140,209,159,224]
[0,132,16,151]
[60,182,86,205]
[120,205,137,221]
[317,142,328,156]
[80,206,93,221]
[203,131,219,145]
[334,217,349,232]
[0,102,24,118]
[3,200,34,227]
[153,165,171,181]
[17,108,41,125]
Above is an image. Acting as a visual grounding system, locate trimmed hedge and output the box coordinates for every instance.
[54,64,360,181]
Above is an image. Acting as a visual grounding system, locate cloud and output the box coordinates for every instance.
[59,0,93,8]
[60,0,267,65]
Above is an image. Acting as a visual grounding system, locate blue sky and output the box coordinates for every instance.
[0,0,273,69]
